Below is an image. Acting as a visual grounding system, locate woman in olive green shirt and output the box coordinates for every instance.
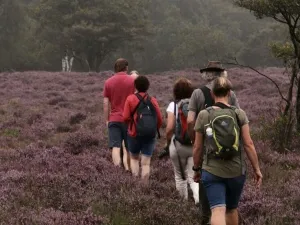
[192,77,263,225]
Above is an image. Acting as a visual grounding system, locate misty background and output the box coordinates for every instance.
[0,0,287,73]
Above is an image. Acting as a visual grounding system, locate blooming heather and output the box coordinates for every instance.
[0,69,299,224]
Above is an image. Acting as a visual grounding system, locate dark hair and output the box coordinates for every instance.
[114,58,128,73]
[173,78,194,101]
[212,77,233,97]
[135,75,150,93]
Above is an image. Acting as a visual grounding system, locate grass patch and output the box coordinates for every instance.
[2,128,19,137]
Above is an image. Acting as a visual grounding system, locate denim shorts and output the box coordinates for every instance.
[201,170,246,210]
[127,136,156,157]
[108,122,128,149]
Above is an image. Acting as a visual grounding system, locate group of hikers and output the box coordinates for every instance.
[103,58,263,225]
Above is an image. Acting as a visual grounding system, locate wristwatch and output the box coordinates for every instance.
[192,165,201,172]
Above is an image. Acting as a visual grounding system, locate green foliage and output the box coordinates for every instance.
[2,129,20,138]
[31,0,150,71]
[103,0,281,72]
[270,41,295,60]
[0,0,26,70]
[0,0,287,72]
[235,0,300,20]
[257,112,297,152]
[235,0,300,134]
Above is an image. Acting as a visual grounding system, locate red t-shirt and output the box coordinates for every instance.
[123,93,163,137]
[103,72,135,122]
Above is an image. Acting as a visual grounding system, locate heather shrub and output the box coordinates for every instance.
[64,131,99,154]
[56,124,72,133]
[48,96,67,105]
[256,110,299,152]
[0,70,299,225]
[2,128,20,137]
[27,112,42,125]
[60,79,73,86]
[69,112,87,125]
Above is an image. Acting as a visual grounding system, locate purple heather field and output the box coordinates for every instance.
[0,68,299,225]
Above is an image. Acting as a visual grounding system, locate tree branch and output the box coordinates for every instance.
[273,15,288,24]
[224,59,289,105]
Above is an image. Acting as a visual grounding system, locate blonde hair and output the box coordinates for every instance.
[130,70,139,75]
[130,70,139,79]
[212,77,232,97]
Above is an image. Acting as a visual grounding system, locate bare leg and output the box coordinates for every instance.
[226,208,239,225]
[122,141,130,171]
[141,155,151,186]
[211,207,226,225]
[130,154,140,177]
[112,147,121,167]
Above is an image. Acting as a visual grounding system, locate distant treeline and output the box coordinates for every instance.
[0,0,287,72]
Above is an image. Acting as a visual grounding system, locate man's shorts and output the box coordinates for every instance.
[201,170,246,210]
[108,122,128,149]
[127,136,156,157]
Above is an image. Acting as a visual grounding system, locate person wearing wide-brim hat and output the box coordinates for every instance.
[199,61,228,80]
[186,60,240,225]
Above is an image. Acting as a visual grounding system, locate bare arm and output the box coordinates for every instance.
[103,97,110,125]
[187,111,196,144]
[241,124,263,187]
[193,131,204,183]
[193,131,204,168]
[166,112,175,147]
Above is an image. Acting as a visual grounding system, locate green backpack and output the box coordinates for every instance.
[205,102,241,160]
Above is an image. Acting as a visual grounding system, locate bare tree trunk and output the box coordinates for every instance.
[87,53,96,72]
[69,57,74,72]
[284,60,297,115]
[296,76,300,132]
[95,54,104,72]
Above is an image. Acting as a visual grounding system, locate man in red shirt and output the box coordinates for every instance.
[103,58,135,171]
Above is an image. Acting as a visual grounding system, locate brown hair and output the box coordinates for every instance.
[114,58,128,73]
[212,77,233,97]
[135,75,150,93]
[173,78,194,101]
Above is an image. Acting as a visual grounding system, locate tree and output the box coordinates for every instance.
[32,0,150,72]
[234,0,300,132]
[0,0,26,71]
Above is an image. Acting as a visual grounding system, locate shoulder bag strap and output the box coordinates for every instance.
[200,86,214,108]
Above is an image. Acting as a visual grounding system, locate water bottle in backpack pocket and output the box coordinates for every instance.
[204,126,216,154]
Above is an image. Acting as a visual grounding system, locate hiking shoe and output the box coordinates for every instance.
[158,147,169,159]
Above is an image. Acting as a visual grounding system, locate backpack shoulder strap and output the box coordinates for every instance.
[214,102,241,127]
[214,102,231,109]
[205,106,214,113]
[200,86,214,108]
[131,93,147,118]
[173,101,177,117]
